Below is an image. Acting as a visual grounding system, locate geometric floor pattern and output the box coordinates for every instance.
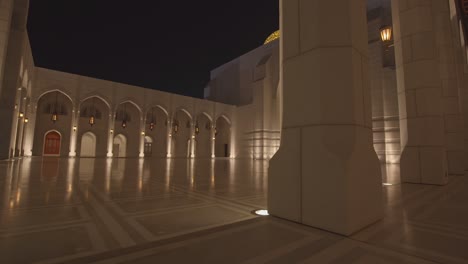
[0,158,467,263]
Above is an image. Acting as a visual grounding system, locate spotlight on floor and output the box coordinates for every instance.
[253,209,269,216]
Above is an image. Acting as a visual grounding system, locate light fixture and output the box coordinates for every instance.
[141,131,145,136]
[149,108,155,131]
[121,103,127,129]
[380,25,392,42]
[253,209,269,216]
[51,92,59,123]
[89,98,96,127]
[51,113,58,123]
[195,122,200,135]
[173,117,179,134]
[19,112,24,118]
[73,126,77,132]
[89,115,95,126]
[110,129,114,134]
[24,118,29,124]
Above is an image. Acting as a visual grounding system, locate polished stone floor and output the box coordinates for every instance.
[0,158,467,264]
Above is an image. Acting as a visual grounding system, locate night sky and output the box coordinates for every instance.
[27,0,279,98]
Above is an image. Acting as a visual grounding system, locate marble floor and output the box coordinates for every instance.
[0,158,467,264]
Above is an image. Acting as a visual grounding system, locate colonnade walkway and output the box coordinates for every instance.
[0,158,467,263]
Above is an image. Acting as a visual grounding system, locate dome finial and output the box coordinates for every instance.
[264,30,280,45]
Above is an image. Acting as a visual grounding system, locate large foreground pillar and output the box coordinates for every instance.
[0,0,29,160]
[269,0,383,236]
[392,0,448,184]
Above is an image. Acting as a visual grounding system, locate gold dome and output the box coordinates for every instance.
[264,30,280,45]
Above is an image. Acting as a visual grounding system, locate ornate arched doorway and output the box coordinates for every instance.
[80,132,97,157]
[194,113,212,158]
[144,136,153,157]
[113,134,127,158]
[215,116,231,158]
[43,131,61,156]
[171,109,192,158]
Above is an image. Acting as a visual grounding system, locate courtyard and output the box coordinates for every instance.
[0,158,468,263]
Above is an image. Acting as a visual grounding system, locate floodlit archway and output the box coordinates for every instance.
[114,102,140,157]
[78,96,110,157]
[171,109,192,158]
[194,113,212,158]
[113,134,127,158]
[33,90,73,157]
[145,106,168,157]
[80,132,97,157]
[215,116,231,158]
[144,136,153,157]
[43,130,61,156]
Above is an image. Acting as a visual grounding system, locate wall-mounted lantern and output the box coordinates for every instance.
[19,112,24,118]
[73,126,77,132]
[110,129,114,134]
[121,120,127,129]
[380,25,392,42]
[24,118,29,124]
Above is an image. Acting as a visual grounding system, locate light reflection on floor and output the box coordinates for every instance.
[0,157,268,263]
[2,158,468,263]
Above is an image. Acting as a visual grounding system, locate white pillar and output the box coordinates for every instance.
[392,0,449,184]
[139,115,146,158]
[107,111,115,157]
[269,0,382,236]
[166,118,173,158]
[69,108,78,157]
[22,104,36,157]
[211,125,215,158]
[190,122,195,158]
[437,0,465,175]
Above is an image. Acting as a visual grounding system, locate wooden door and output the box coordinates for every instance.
[44,131,61,155]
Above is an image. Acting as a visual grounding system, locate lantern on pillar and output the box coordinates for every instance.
[195,122,200,135]
[380,25,392,42]
[173,120,179,134]
[24,118,29,124]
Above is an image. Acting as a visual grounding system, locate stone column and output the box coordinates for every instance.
[269,0,382,236]
[190,122,195,158]
[392,0,448,184]
[107,111,115,157]
[447,0,468,170]
[22,103,36,157]
[166,118,173,158]
[139,115,146,158]
[436,1,465,175]
[69,107,78,157]
[211,125,215,158]
[0,0,29,160]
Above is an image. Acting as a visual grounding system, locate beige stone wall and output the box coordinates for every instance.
[26,68,237,158]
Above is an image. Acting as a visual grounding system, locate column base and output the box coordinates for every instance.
[269,125,383,236]
[400,146,448,185]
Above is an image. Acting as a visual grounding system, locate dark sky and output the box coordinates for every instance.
[27,0,279,98]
